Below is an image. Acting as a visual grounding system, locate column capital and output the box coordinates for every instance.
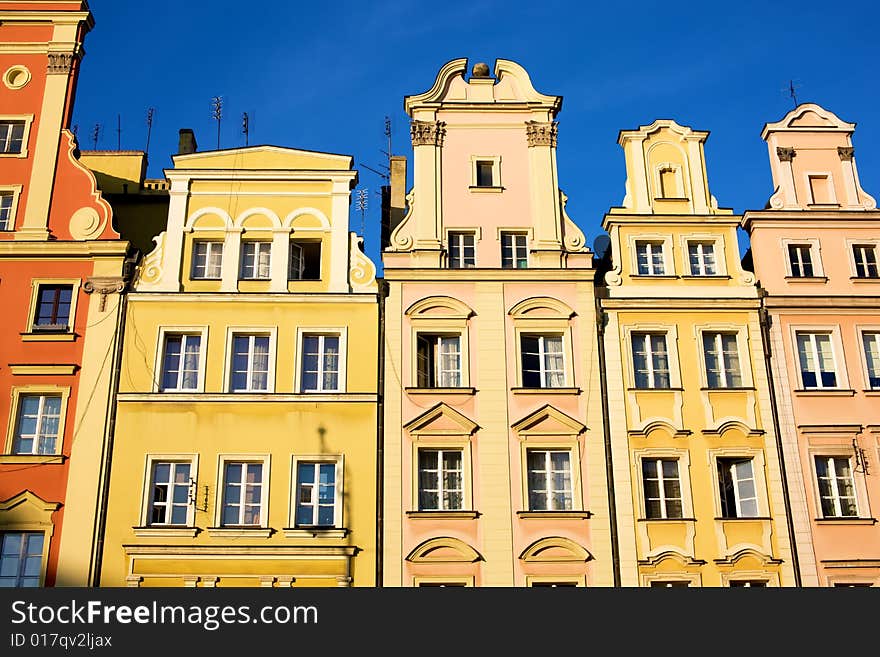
[525,120,558,148]
[410,120,446,147]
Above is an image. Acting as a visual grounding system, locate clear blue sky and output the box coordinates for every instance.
[72,0,880,265]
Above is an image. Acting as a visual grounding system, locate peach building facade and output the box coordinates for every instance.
[381,59,614,586]
[743,103,880,587]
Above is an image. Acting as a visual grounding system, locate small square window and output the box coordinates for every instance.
[0,532,44,587]
[815,456,858,518]
[33,284,73,332]
[631,332,670,389]
[527,449,573,511]
[717,457,759,518]
[300,334,341,392]
[230,334,271,392]
[796,332,837,389]
[295,461,338,527]
[448,232,476,269]
[520,334,565,388]
[418,449,463,511]
[687,241,717,275]
[635,241,666,275]
[416,334,461,388]
[289,241,321,280]
[788,244,814,277]
[147,461,192,526]
[191,242,223,280]
[642,458,683,519]
[501,232,528,269]
[853,245,879,279]
[702,332,742,388]
[160,333,202,392]
[0,121,25,154]
[221,462,263,526]
[240,241,271,280]
[0,192,14,230]
[12,395,62,455]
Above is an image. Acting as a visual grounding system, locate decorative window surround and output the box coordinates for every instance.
[154,326,209,392]
[780,237,824,279]
[139,454,199,529]
[0,185,22,231]
[623,324,682,390]
[214,454,271,529]
[469,155,502,190]
[294,327,347,393]
[790,325,849,391]
[25,279,81,337]
[0,115,34,158]
[4,386,70,457]
[290,454,344,529]
[223,327,277,393]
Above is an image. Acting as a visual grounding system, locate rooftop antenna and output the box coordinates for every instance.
[145,107,155,155]
[211,96,223,150]
[242,112,249,146]
[91,123,101,150]
[384,115,392,166]
[783,79,802,108]
[116,113,122,150]
[355,188,368,238]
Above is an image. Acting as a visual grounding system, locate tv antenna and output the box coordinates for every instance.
[355,187,368,237]
[242,112,250,146]
[211,96,223,150]
[91,123,101,150]
[116,114,122,150]
[783,79,802,108]
[145,107,155,155]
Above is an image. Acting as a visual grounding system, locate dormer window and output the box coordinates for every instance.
[635,240,666,275]
[788,244,814,278]
[470,156,501,191]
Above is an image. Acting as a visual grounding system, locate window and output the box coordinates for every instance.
[659,167,678,198]
[475,160,495,187]
[160,334,201,392]
[520,334,565,388]
[12,395,61,455]
[527,449,572,511]
[530,581,579,587]
[717,457,759,518]
[808,175,833,205]
[418,582,468,587]
[448,232,475,269]
[687,241,717,275]
[863,332,880,389]
[295,462,337,526]
[289,241,321,280]
[33,284,73,332]
[642,458,683,519]
[702,332,742,388]
[0,532,43,587]
[147,462,192,525]
[0,120,25,154]
[230,334,270,392]
[788,244,814,277]
[300,334,340,392]
[0,192,13,230]
[417,449,463,511]
[635,241,666,275]
[416,334,461,388]
[221,462,263,526]
[501,232,528,269]
[729,580,768,587]
[815,456,858,518]
[631,332,670,389]
[796,332,837,389]
[853,245,879,279]
[191,242,223,279]
[649,581,690,588]
[240,241,271,280]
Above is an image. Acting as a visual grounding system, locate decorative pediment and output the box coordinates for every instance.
[762,103,854,137]
[406,537,482,563]
[511,404,585,437]
[404,403,478,437]
[702,419,763,438]
[508,296,575,320]
[519,537,592,562]
[0,491,59,527]
[172,145,354,171]
[628,420,691,440]
[406,296,474,320]
[714,547,782,567]
[638,548,706,567]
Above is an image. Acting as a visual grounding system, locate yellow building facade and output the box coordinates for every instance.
[599,120,798,587]
[98,145,380,587]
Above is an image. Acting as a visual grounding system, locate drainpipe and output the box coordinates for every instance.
[375,279,388,587]
[758,293,802,587]
[89,254,134,586]
[595,299,621,587]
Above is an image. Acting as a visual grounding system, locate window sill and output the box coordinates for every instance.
[190,278,222,282]
[850,276,880,283]
[206,527,274,538]
[630,274,678,280]
[405,387,476,396]
[807,203,840,209]
[282,527,349,539]
[714,517,772,521]
[511,387,580,395]
[132,526,200,538]
[20,332,76,342]
[627,387,683,392]
[406,511,480,519]
[653,197,689,202]
[783,276,828,283]
[700,387,756,392]
[468,185,504,193]
[0,454,65,464]
[814,518,877,526]
[793,389,856,397]
[680,274,731,280]
[863,390,880,396]
[517,510,592,519]
[637,517,697,523]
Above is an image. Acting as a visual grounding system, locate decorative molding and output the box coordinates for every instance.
[68,206,106,241]
[83,276,126,311]
[348,232,378,292]
[46,53,74,75]
[8,364,77,375]
[560,191,587,252]
[410,120,446,147]
[838,146,855,161]
[135,231,166,288]
[525,120,558,147]
[777,147,796,162]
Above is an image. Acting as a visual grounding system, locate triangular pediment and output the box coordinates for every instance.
[172,145,353,171]
[0,490,59,526]
[403,403,478,436]
[511,404,585,436]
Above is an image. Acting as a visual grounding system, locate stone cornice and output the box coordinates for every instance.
[381,268,596,282]
[0,241,129,257]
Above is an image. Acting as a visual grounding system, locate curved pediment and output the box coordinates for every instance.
[639,548,706,567]
[406,296,475,320]
[404,403,478,436]
[520,537,592,562]
[761,103,854,138]
[714,547,782,567]
[404,58,468,112]
[511,404,585,437]
[508,296,575,319]
[618,118,708,145]
[406,537,482,563]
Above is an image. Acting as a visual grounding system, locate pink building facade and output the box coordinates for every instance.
[743,103,880,586]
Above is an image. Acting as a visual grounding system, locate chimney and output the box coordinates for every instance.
[381,155,407,248]
[178,128,197,155]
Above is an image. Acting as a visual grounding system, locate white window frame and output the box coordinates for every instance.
[623,324,682,390]
[154,326,209,393]
[4,386,70,456]
[813,455,859,518]
[857,326,880,391]
[780,237,824,278]
[630,330,672,390]
[447,230,477,269]
[294,327,347,394]
[640,457,684,519]
[239,240,272,280]
[10,394,63,455]
[141,455,198,527]
[27,279,81,334]
[525,448,575,511]
[700,329,746,389]
[679,233,727,277]
[0,114,34,158]
[634,448,694,521]
[215,454,270,528]
[290,455,344,528]
[847,240,880,279]
[0,185,22,231]
[0,531,45,587]
[518,333,567,389]
[224,327,277,393]
[470,155,501,189]
[415,333,462,388]
[501,231,529,269]
[191,240,224,280]
[416,448,465,511]
[790,326,847,391]
[635,240,667,275]
[708,448,768,519]
[806,442,871,521]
